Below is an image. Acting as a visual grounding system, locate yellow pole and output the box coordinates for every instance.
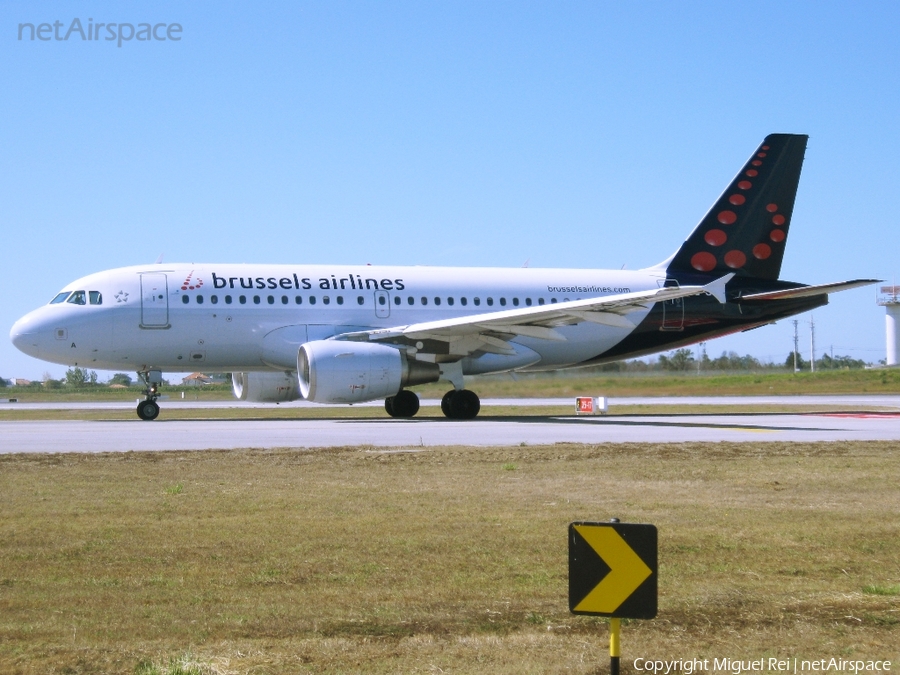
[610,618,621,675]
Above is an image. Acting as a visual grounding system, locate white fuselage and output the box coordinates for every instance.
[11,263,664,374]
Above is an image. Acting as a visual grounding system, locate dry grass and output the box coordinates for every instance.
[1,442,898,674]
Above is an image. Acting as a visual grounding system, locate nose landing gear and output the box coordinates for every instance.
[136,370,163,421]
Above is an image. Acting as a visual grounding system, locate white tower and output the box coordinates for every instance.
[878,285,900,366]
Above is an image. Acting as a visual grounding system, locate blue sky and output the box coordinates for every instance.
[2,1,897,380]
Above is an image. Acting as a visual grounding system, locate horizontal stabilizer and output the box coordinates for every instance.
[740,279,879,301]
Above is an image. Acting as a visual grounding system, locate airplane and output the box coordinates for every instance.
[10,133,877,421]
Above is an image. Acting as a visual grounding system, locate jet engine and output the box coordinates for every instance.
[298,340,440,404]
[232,371,301,403]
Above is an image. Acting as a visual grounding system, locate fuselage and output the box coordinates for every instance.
[11,262,828,378]
[11,263,672,374]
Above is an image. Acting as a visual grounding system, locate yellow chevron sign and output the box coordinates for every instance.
[568,522,657,619]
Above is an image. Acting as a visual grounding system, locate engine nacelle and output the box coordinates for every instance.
[232,371,301,403]
[298,340,440,404]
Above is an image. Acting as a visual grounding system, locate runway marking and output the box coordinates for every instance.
[819,412,900,419]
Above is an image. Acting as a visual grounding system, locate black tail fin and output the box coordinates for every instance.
[665,133,808,280]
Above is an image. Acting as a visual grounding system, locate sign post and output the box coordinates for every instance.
[569,520,657,673]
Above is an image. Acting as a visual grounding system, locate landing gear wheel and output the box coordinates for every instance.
[441,390,455,417]
[136,399,160,421]
[441,389,480,420]
[385,390,420,418]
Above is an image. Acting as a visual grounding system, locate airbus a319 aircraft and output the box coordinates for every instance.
[11,134,876,420]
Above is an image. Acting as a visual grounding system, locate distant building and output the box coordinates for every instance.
[181,372,213,386]
[14,379,32,386]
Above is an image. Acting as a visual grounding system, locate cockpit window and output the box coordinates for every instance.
[89,291,102,305]
[67,291,87,305]
[50,292,71,304]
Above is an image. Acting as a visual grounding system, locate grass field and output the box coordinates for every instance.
[1,442,898,674]
[3,367,899,404]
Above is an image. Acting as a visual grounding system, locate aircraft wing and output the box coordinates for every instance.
[740,279,879,302]
[334,274,733,358]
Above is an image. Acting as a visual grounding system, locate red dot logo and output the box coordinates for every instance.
[724,250,747,268]
[737,181,752,190]
[691,252,717,272]
[757,152,767,158]
[753,243,772,259]
[751,160,762,166]
[766,203,778,212]
[729,194,746,205]
[745,169,758,177]
[705,229,727,246]
[717,210,737,225]
[761,145,770,150]
[772,214,785,225]
[181,286,187,290]
[770,229,786,242]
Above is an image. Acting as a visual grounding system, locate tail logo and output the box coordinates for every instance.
[686,141,795,275]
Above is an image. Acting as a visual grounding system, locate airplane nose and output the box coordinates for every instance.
[10,312,46,358]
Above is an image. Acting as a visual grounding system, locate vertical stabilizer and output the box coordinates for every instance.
[665,134,808,280]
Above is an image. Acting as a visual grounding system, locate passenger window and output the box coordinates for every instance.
[512,298,519,306]
[434,297,441,306]
[253,296,260,304]
[474,298,481,306]
[323,296,330,305]
[197,295,204,304]
[182,295,189,304]
[525,298,532,306]
[550,298,557,304]
[337,296,344,305]
[67,291,86,305]
[393,296,400,305]
[421,297,428,305]
[461,297,467,306]
[407,296,414,305]
[296,296,303,304]
[309,296,316,305]
[89,291,103,305]
[378,295,386,306]
[267,295,274,305]
[538,298,545,305]
[281,295,288,305]
[239,295,247,304]
[50,292,71,304]
[210,295,218,305]
[357,296,364,305]
[226,295,233,304]
[500,298,507,306]
[487,298,493,306]
[447,297,454,306]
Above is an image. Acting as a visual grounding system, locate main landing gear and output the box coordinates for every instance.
[384,390,420,418]
[441,389,481,420]
[136,370,163,421]
[383,388,481,419]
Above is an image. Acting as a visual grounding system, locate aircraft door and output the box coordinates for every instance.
[374,290,391,318]
[140,273,170,328]
[658,279,684,332]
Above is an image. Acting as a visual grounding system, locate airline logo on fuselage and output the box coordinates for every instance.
[181,271,204,291]
[210,272,406,292]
